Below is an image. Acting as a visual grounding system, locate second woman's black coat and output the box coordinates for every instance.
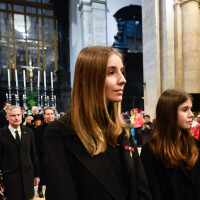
[140,141,200,200]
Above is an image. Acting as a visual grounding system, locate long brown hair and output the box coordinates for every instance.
[70,46,129,155]
[148,89,198,170]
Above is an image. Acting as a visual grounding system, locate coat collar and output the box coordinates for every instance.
[57,118,134,200]
[179,161,193,184]
[179,139,200,185]
[5,125,27,146]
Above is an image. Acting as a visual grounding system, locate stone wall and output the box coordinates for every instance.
[142,0,200,118]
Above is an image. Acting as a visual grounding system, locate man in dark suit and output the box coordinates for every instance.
[0,102,11,128]
[0,105,40,200]
[35,107,55,198]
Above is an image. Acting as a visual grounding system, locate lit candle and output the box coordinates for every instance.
[23,70,26,88]
[7,69,10,87]
[47,96,49,106]
[50,72,53,89]
[6,93,8,100]
[44,71,46,89]
[15,69,18,88]
[38,71,40,88]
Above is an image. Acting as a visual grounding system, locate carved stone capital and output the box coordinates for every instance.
[78,0,106,11]
[174,0,200,6]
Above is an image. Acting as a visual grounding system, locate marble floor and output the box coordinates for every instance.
[33,194,45,200]
[33,186,46,200]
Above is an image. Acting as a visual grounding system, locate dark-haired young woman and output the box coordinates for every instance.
[140,89,200,200]
[43,46,152,200]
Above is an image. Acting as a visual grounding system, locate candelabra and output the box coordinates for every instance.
[51,88,55,109]
[23,83,27,110]
[44,88,47,107]
[41,96,44,111]
[6,69,58,111]
[22,94,27,110]
[8,86,12,103]
[15,87,19,106]
[37,87,41,111]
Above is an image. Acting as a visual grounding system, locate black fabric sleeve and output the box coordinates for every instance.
[43,124,79,200]
[130,136,152,200]
[29,128,40,177]
[140,144,163,200]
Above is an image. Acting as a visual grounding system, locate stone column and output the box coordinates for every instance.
[181,0,200,92]
[174,0,183,89]
[78,0,106,47]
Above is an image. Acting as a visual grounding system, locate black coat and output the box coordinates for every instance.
[140,141,200,200]
[44,115,152,200]
[0,109,8,128]
[0,126,39,200]
[34,122,49,185]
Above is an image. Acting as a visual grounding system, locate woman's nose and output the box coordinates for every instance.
[189,110,194,117]
[118,73,126,85]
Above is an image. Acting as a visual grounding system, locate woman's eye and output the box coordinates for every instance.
[108,71,114,75]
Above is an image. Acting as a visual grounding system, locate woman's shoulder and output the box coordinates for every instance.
[194,138,200,149]
[141,143,151,152]
[44,113,76,138]
[140,143,156,161]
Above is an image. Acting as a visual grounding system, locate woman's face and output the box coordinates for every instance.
[27,117,33,124]
[35,119,42,126]
[177,98,194,130]
[105,54,126,102]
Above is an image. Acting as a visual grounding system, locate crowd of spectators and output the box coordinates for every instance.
[122,107,200,146]
[0,102,65,199]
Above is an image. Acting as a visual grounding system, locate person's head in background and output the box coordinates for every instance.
[144,115,151,123]
[6,105,22,129]
[31,106,38,115]
[4,101,11,110]
[43,107,55,124]
[21,107,25,115]
[125,111,129,116]
[25,116,34,125]
[34,115,43,128]
[130,109,134,116]
[139,109,145,116]
[133,108,138,114]
[70,46,128,155]
[197,114,200,123]
[149,88,197,170]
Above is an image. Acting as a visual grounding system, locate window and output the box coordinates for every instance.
[0,1,57,83]
[113,5,142,53]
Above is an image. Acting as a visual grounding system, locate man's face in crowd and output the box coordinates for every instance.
[44,109,55,124]
[32,108,38,115]
[6,108,22,129]
[21,109,25,115]
[144,117,150,123]
[4,103,11,110]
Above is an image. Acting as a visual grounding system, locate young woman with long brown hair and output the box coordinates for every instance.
[43,46,152,200]
[140,89,200,200]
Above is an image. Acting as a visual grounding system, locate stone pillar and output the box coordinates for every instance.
[174,1,183,89]
[78,0,107,47]
[181,0,200,92]
[142,0,161,119]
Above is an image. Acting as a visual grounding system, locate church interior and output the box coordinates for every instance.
[0,0,200,199]
[0,0,199,119]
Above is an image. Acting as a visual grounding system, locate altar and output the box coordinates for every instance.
[6,59,57,114]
